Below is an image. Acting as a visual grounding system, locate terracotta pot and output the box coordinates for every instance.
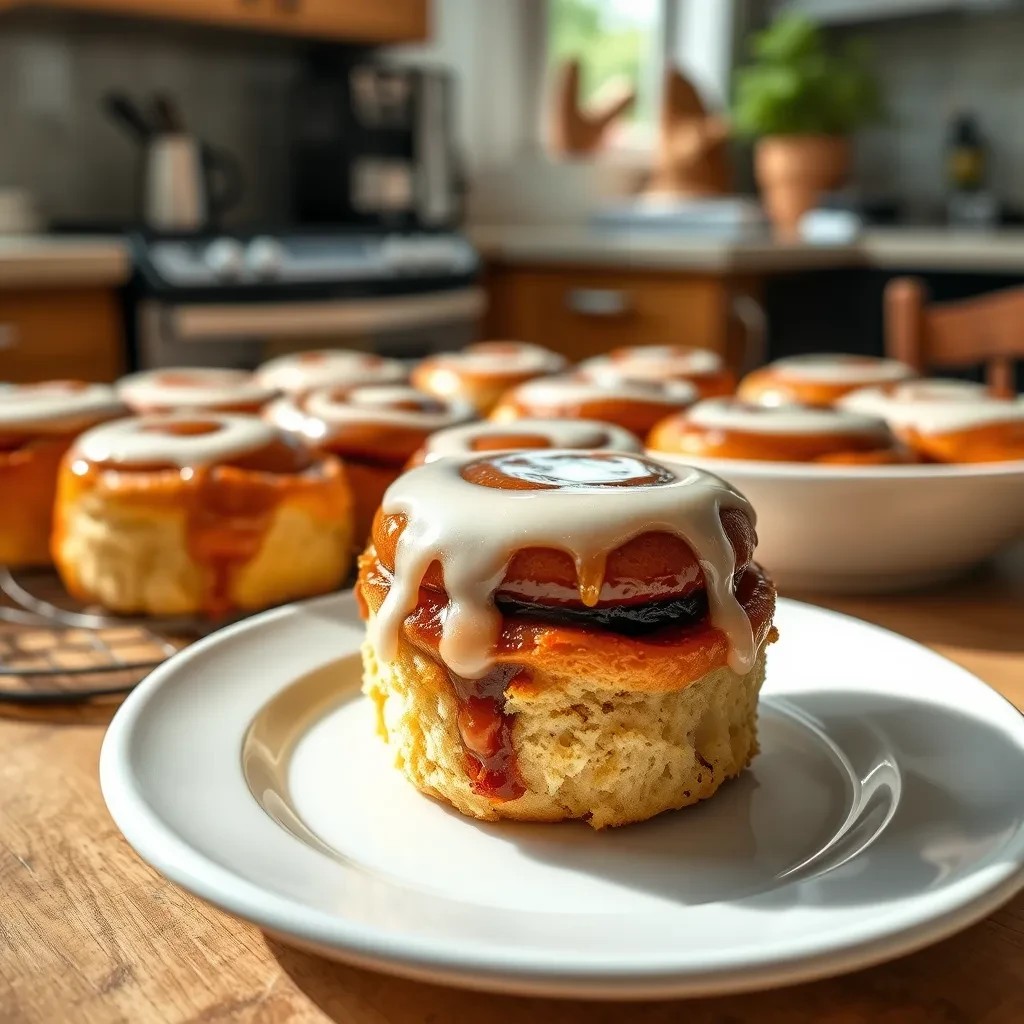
[755,135,851,239]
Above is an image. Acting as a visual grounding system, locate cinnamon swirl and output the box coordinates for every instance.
[358,450,777,828]
[52,414,354,616]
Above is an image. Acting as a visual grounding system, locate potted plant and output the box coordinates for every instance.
[732,14,882,238]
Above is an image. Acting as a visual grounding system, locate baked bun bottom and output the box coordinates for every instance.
[56,493,353,617]
[362,623,767,829]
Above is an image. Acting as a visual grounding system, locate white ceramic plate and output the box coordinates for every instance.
[101,592,1024,1000]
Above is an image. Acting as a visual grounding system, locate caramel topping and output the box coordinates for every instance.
[470,433,554,451]
[461,451,677,491]
[372,452,757,679]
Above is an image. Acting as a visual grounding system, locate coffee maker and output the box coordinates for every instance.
[290,56,463,231]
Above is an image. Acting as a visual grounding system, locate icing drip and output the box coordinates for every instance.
[374,451,757,678]
[421,418,642,460]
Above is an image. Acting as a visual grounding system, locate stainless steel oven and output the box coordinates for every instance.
[128,230,483,370]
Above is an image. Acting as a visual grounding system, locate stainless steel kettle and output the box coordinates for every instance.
[105,92,244,231]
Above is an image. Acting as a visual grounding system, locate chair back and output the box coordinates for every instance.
[885,277,1023,396]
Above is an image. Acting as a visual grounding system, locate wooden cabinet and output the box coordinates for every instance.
[0,289,123,384]
[484,264,761,367]
[0,0,429,43]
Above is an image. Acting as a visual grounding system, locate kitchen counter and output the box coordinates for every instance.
[0,235,131,289]
[472,224,1024,275]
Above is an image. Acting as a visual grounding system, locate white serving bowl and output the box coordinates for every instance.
[656,455,1024,594]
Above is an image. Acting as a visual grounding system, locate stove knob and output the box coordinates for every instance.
[203,238,245,280]
[247,237,285,279]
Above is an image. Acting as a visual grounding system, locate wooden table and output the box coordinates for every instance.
[3,551,1024,1024]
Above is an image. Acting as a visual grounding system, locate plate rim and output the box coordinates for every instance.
[100,592,1024,999]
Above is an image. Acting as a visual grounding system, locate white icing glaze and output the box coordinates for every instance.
[580,346,724,384]
[0,382,124,432]
[70,413,281,468]
[117,368,276,412]
[768,353,914,385]
[496,375,698,415]
[839,380,1024,434]
[374,451,757,678]
[256,350,407,394]
[423,341,567,379]
[268,384,475,439]
[680,398,892,438]
[421,418,643,461]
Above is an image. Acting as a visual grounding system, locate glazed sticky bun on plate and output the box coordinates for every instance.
[357,450,777,828]
[0,381,124,567]
[52,413,354,617]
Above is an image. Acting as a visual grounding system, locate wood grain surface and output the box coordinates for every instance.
[2,549,1024,1024]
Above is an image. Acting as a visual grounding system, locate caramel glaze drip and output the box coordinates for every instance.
[363,451,766,803]
[59,425,333,618]
[359,555,774,803]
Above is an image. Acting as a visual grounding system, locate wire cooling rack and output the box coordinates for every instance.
[0,568,227,705]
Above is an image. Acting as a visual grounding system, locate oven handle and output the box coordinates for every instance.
[171,287,486,341]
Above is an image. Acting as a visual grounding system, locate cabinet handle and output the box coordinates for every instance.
[0,324,18,351]
[565,288,631,318]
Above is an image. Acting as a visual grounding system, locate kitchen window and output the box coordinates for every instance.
[545,0,666,151]
[538,0,738,156]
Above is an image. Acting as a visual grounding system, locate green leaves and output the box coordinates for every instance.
[732,14,883,138]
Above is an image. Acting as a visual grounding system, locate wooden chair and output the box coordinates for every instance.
[885,277,1023,396]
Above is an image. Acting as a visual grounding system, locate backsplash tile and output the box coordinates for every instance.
[0,12,302,227]
[841,9,1024,217]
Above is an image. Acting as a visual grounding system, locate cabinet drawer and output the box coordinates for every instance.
[484,266,733,364]
[0,289,123,384]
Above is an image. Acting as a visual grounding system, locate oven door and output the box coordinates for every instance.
[135,287,485,370]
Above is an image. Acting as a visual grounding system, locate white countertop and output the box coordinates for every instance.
[471,224,1024,275]
[0,236,131,289]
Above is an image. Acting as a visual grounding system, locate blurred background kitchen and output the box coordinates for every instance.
[2,0,1023,386]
